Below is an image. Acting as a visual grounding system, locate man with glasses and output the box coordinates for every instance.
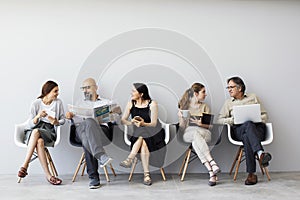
[66,78,121,189]
[217,76,272,185]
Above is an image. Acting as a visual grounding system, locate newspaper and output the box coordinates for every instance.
[67,104,111,123]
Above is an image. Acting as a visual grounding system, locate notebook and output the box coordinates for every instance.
[232,104,262,125]
[189,113,214,126]
[202,113,214,125]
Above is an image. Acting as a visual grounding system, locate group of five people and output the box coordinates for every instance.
[17,76,272,188]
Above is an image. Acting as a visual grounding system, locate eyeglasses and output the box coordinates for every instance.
[80,85,95,91]
[226,85,238,90]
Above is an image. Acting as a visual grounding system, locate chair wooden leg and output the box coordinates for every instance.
[229,146,243,175]
[72,152,86,182]
[178,148,190,176]
[259,162,265,175]
[233,147,244,181]
[109,163,117,176]
[81,162,86,176]
[103,166,110,182]
[160,168,166,181]
[45,148,58,177]
[17,177,22,183]
[128,158,138,181]
[263,166,271,181]
[181,148,192,181]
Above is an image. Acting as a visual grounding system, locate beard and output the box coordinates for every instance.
[84,92,93,101]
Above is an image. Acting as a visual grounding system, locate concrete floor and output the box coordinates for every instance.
[1,172,300,200]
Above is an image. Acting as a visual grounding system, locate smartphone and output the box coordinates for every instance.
[134,116,142,121]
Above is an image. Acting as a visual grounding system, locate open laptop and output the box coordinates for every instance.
[232,104,262,125]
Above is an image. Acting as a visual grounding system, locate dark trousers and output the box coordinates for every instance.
[232,121,266,173]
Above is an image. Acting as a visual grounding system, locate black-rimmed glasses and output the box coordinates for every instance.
[226,85,237,90]
[80,85,95,91]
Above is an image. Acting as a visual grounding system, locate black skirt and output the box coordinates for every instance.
[129,127,166,167]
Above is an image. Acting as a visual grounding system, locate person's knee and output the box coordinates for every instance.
[36,138,45,148]
[85,118,97,127]
[31,129,40,139]
[242,121,256,130]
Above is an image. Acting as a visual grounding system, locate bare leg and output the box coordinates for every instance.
[128,136,143,159]
[120,137,143,168]
[140,140,151,185]
[140,140,150,173]
[21,129,40,169]
[36,138,52,180]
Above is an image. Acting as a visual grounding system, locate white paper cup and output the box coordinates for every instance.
[181,110,190,118]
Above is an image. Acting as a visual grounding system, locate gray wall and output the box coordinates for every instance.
[1,0,299,175]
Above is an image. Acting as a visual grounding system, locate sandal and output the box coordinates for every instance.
[120,157,136,168]
[143,172,152,186]
[47,176,62,185]
[209,160,221,175]
[18,167,28,178]
[208,170,217,186]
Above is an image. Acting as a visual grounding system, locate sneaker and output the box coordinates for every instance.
[89,178,100,189]
[99,154,113,168]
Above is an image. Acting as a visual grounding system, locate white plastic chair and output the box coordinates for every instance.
[14,121,61,182]
[227,122,273,181]
[123,119,169,181]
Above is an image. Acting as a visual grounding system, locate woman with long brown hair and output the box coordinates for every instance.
[18,80,65,185]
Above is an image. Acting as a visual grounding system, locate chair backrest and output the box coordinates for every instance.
[69,124,82,147]
[123,119,170,146]
[14,121,61,148]
[14,121,29,148]
[227,122,274,146]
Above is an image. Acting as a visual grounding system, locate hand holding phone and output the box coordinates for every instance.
[134,116,142,121]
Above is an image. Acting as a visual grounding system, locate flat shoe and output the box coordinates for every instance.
[48,176,62,185]
[18,167,28,178]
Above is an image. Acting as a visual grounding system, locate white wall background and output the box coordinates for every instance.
[1,0,300,175]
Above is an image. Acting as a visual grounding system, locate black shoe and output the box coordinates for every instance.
[259,152,272,167]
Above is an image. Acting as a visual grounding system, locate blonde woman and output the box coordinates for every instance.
[178,83,220,186]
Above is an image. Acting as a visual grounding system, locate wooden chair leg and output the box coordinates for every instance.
[45,148,58,177]
[72,152,86,182]
[103,166,110,182]
[160,168,166,181]
[233,147,244,181]
[109,163,117,176]
[17,177,22,183]
[178,148,190,176]
[263,166,271,181]
[181,148,192,181]
[81,162,86,176]
[229,146,242,175]
[128,158,138,181]
[259,162,265,175]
